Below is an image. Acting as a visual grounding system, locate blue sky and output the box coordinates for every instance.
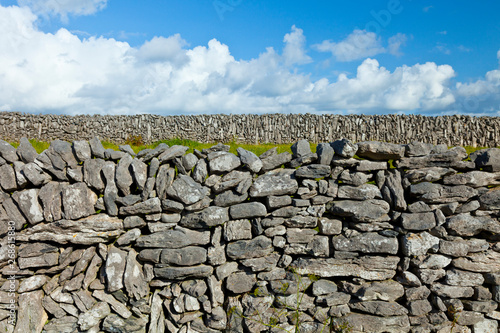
[0,0,499,116]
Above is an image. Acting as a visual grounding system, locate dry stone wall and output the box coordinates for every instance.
[2,111,500,147]
[0,137,499,332]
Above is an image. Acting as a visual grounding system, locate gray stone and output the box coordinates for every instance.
[431,283,474,298]
[78,302,110,331]
[130,158,147,191]
[446,213,500,236]
[154,264,213,280]
[124,249,149,300]
[207,151,241,173]
[139,143,169,161]
[318,217,342,235]
[229,202,267,219]
[285,235,330,257]
[382,170,407,211]
[105,246,127,293]
[261,151,292,171]
[284,215,318,228]
[157,145,188,163]
[214,190,248,207]
[404,167,456,183]
[346,313,410,333]
[62,182,97,220]
[88,137,105,158]
[0,164,16,192]
[402,232,440,256]
[0,140,18,163]
[119,197,161,215]
[227,235,273,260]
[312,279,338,296]
[408,299,433,316]
[18,275,48,293]
[166,174,209,205]
[356,160,388,171]
[21,162,51,186]
[136,226,210,248]
[409,182,477,203]
[14,290,47,332]
[295,164,331,178]
[291,139,311,158]
[396,146,467,169]
[115,154,133,196]
[327,199,390,223]
[316,292,351,306]
[331,138,358,158]
[473,319,498,333]
[118,144,135,156]
[316,143,335,165]
[357,141,406,160]
[443,171,500,188]
[17,137,38,163]
[332,233,398,254]
[192,159,208,183]
[349,301,408,316]
[83,158,105,191]
[123,216,146,229]
[237,147,263,173]
[102,314,148,333]
[226,272,257,294]
[405,141,433,157]
[179,206,229,228]
[161,199,184,213]
[338,184,382,200]
[12,189,43,225]
[240,253,280,272]
[17,213,124,244]
[93,289,132,319]
[291,256,399,281]
[249,169,298,197]
[445,268,484,287]
[478,188,500,209]
[339,169,372,186]
[401,212,436,231]
[224,219,252,241]
[470,147,500,171]
[160,247,207,266]
[452,250,500,272]
[18,252,59,269]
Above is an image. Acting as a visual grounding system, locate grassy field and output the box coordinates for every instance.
[8,138,488,156]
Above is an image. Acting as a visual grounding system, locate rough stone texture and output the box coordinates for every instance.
[1,136,499,333]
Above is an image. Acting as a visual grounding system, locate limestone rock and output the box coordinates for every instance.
[470,148,500,171]
[226,236,273,260]
[136,226,210,248]
[14,290,47,333]
[119,197,161,215]
[401,212,436,231]
[332,233,398,254]
[446,213,500,236]
[295,164,331,178]
[331,138,358,158]
[167,174,209,205]
[402,232,440,256]
[179,206,229,228]
[337,184,382,201]
[17,137,38,163]
[327,199,390,223]
[409,182,477,203]
[154,264,213,280]
[78,302,111,331]
[316,142,335,165]
[249,169,298,197]
[115,154,134,196]
[208,151,241,173]
[230,202,267,219]
[356,141,406,160]
[160,247,207,266]
[12,189,43,225]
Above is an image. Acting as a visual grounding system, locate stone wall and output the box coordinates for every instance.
[2,111,500,147]
[0,137,499,333]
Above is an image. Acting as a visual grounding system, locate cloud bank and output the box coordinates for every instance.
[0,4,498,116]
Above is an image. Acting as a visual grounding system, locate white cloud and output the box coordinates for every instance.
[314,30,386,62]
[0,4,498,116]
[17,0,107,20]
[388,33,407,56]
[282,25,312,66]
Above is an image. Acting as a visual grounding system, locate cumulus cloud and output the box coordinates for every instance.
[314,30,408,61]
[314,30,386,62]
[17,0,107,20]
[282,25,312,66]
[0,4,499,116]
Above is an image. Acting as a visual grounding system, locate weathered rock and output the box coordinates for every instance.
[224,219,252,241]
[338,184,382,201]
[445,268,484,287]
[316,142,335,165]
[115,154,134,196]
[17,214,124,244]
[78,302,111,331]
[339,170,373,186]
[102,161,118,216]
[446,213,500,236]
[344,313,410,332]
[291,256,399,281]
[404,167,457,183]
[332,233,398,254]
[402,232,440,256]
[0,164,16,192]
[249,169,298,197]
[349,301,408,316]
[119,197,161,215]
[105,246,127,293]
[401,212,436,231]
[21,162,52,186]
[14,290,47,333]
[227,236,273,260]
[83,158,105,191]
[470,147,500,171]
[452,250,500,272]
[327,199,390,223]
[123,249,149,300]
[0,140,18,163]
[160,247,207,266]
[261,151,292,171]
[166,174,209,205]
[478,188,500,209]
[444,171,500,188]
[229,202,267,219]
[331,138,358,158]
[12,189,44,225]
[397,147,467,169]
[214,190,248,207]
[154,264,213,280]
[295,164,331,178]
[179,206,229,228]
[431,283,474,298]
[409,182,477,203]
[226,272,257,294]
[157,145,188,163]
[236,147,262,173]
[357,141,406,160]
[61,182,97,220]
[136,226,210,248]
[207,151,241,173]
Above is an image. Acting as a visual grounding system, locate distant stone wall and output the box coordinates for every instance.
[1,111,500,146]
[1,137,500,332]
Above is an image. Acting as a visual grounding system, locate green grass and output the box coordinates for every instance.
[7,138,491,158]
